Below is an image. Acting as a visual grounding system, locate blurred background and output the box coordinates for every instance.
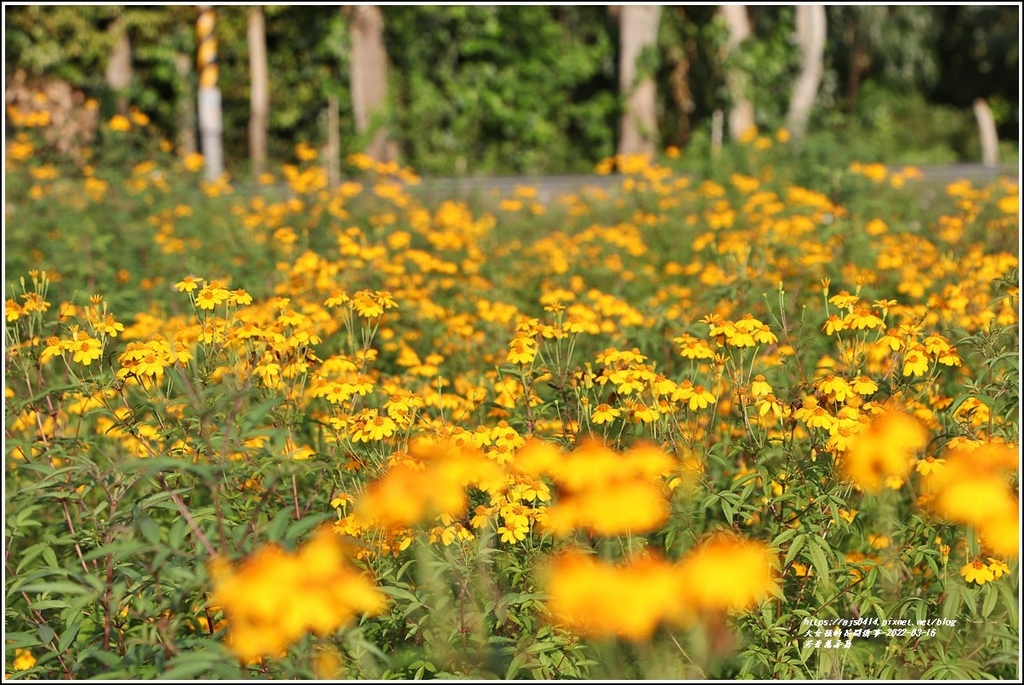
[4,5,1019,177]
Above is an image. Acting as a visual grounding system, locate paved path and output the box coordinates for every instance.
[407,163,1019,204]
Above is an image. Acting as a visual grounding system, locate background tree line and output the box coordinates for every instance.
[4,5,1019,176]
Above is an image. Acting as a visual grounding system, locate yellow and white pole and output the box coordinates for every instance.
[196,5,223,181]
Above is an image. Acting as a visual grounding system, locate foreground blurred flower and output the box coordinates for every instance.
[529,440,676,536]
[921,442,1019,558]
[841,408,926,492]
[355,438,503,527]
[546,533,776,641]
[546,552,685,641]
[208,527,386,664]
[677,533,778,613]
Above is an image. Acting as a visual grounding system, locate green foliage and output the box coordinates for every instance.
[383,6,618,175]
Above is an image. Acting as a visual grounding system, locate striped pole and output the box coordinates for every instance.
[196,5,223,181]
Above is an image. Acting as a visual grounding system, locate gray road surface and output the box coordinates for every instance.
[405,163,1019,204]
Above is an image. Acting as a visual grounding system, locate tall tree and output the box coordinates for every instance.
[348,5,392,162]
[247,5,269,175]
[718,5,755,140]
[615,5,662,158]
[785,5,826,140]
[831,6,940,111]
[174,53,198,155]
[105,14,132,115]
[196,5,224,180]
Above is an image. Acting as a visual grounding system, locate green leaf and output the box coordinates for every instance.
[138,515,162,545]
[981,585,999,618]
[58,621,82,653]
[942,584,962,619]
[41,546,59,569]
[284,512,334,541]
[37,624,56,645]
[506,652,527,680]
[526,641,555,654]
[15,543,50,574]
[160,652,225,680]
[721,498,734,524]
[20,581,97,596]
[807,537,830,585]
[785,534,807,567]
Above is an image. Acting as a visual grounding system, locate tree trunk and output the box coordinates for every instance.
[973,98,999,167]
[844,20,868,113]
[174,53,197,155]
[616,5,662,158]
[105,17,132,115]
[325,95,341,185]
[349,5,392,163]
[719,5,755,141]
[786,5,826,140]
[196,5,224,181]
[248,5,269,176]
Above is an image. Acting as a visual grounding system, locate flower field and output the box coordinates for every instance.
[4,121,1020,679]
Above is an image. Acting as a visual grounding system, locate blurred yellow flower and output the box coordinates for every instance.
[12,648,36,670]
[678,533,777,612]
[209,527,386,664]
[108,114,131,131]
[841,408,925,492]
[546,552,687,641]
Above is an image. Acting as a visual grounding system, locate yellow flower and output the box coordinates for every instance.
[209,527,387,664]
[838,508,858,524]
[851,376,878,396]
[678,533,777,612]
[12,648,36,670]
[352,410,398,443]
[183,152,205,172]
[987,558,1011,579]
[195,286,230,310]
[791,561,810,577]
[868,534,890,550]
[757,395,786,419]
[630,402,660,424]
[70,335,103,365]
[914,456,945,477]
[829,291,859,310]
[498,517,528,543]
[901,346,929,377]
[687,385,716,411]
[818,374,853,403]
[108,114,131,131]
[324,290,350,308]
[591,403,620,424]
[40,336,64,364]
[506,336,537,365]
[546,552,686,641]
[841,408,925,492]
[960,559,995,585]
[822,314,846,336]
[844,306,884,331]
[750,375,772,398]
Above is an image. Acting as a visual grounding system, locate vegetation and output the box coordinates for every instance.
[4,5,1019,175]
[4,97,1019,678]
